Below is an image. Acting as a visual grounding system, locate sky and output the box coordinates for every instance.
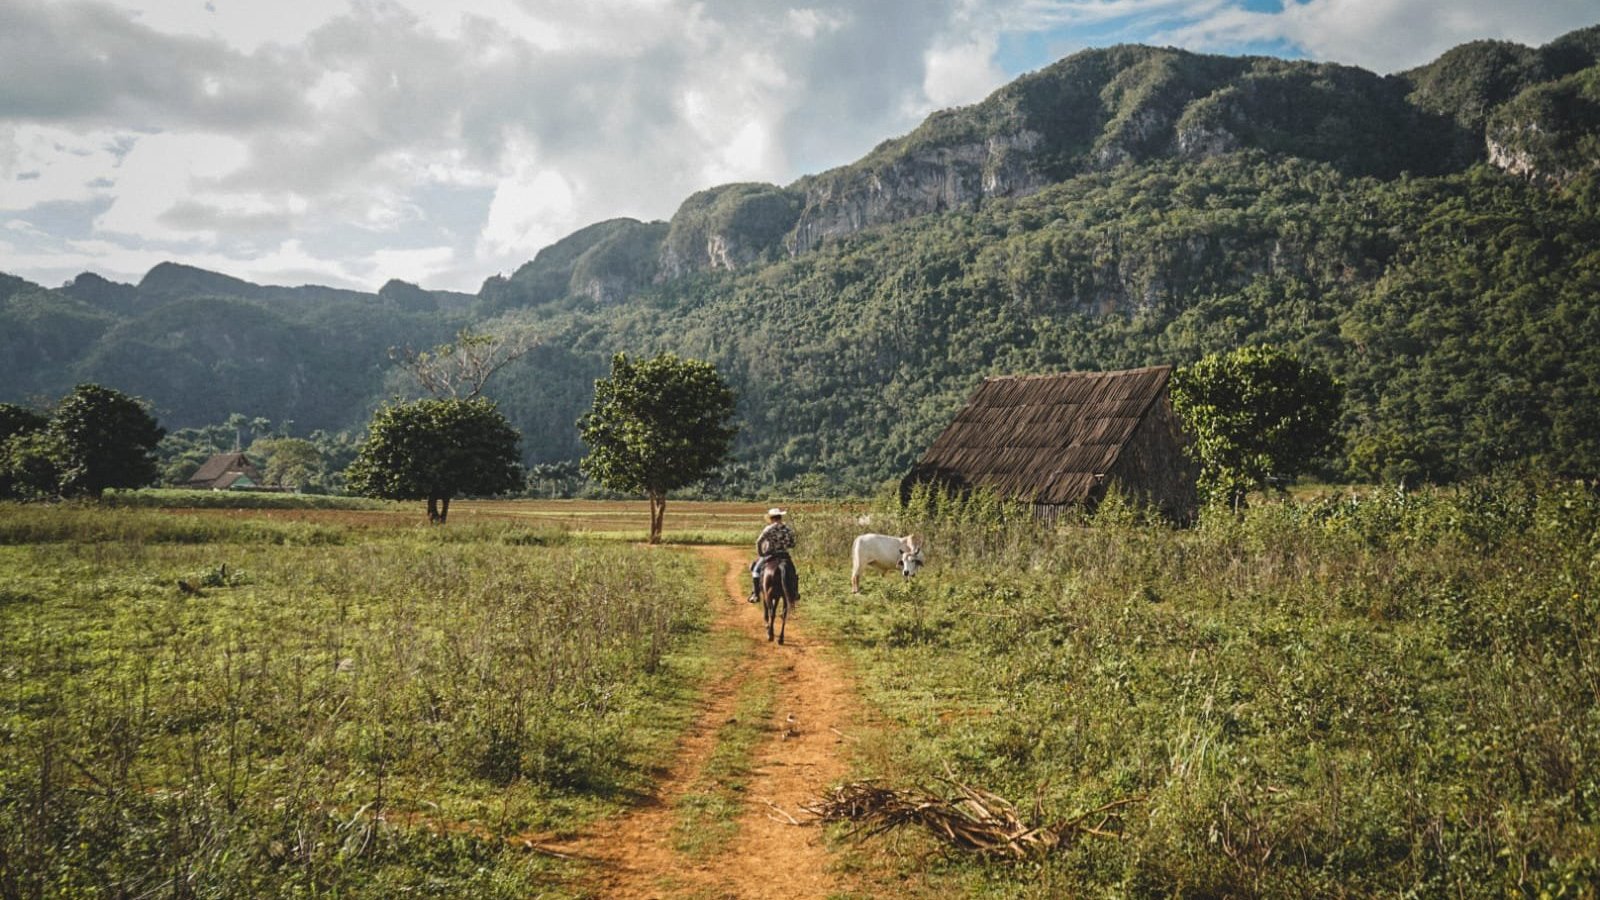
[2,0,1596,294]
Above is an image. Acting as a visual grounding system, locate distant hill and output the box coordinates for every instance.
[4,26,1600,492]
[0,267,463,431]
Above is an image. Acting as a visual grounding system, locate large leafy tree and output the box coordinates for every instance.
[1170,345,1342,507]
[579,353,737,543]
[48,384,166,498]
[345,397,523,523]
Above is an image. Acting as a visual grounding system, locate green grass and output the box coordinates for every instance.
[102,487,395,509]
[0,507,718,898]
[581,529,751,546]
[795,478,1600,897]
[0,504,353,545]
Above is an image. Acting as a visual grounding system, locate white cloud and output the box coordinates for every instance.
[369,245,457,285]
[923,35,1007,109]
[0,124,125,210]
[479,161,578,260]
[1157,0,1600,73]
[108,0,351,52]
[2,0,967,290]
[93,132,255,242]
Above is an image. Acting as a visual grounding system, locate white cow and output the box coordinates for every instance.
[851,533,925,593]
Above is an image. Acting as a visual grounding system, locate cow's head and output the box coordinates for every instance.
[900,536,925,578]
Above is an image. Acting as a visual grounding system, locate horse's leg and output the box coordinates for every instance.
[777,587,790,645]
[762,580,776,641]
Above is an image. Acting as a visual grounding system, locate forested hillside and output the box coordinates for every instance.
[3,27,1599,493]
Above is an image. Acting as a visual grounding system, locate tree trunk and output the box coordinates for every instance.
[648,491,665,544]
[427,496,442,524]
[440,496,450,524]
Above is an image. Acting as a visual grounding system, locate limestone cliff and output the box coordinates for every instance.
[659,184,800,278]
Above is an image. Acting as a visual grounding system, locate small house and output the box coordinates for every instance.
[183,452,264,491]
[903,365,1197,521]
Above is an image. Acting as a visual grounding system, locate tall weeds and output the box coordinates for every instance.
[807,474,1600,896]
[0,513,709,897]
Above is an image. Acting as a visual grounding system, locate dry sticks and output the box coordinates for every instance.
[801,778,1139,860]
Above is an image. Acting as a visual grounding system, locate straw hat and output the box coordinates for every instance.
[766,507,787,518]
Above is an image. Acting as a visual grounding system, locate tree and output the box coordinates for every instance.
[1170,345,1342,507]
[578,353,737,543]
[0,403,51,499]
[344,397,524,523]
[48,384,166,498]
[250,436,324,492]
[390,327,540,400]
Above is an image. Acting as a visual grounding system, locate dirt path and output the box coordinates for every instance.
[549,545,861,899]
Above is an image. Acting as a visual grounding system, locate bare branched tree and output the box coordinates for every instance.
[389,327,540,400]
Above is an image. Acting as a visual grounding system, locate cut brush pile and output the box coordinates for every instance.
[802,778,1139,859]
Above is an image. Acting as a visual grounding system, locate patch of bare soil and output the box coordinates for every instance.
[546,545,861,899]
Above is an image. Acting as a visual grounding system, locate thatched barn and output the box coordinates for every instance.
[183,451,264,490]
[903,365,1197,520]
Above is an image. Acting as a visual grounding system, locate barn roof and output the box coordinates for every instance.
[908,365,1174,505]
[186,451,260,488]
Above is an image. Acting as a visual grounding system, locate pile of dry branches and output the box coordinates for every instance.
[801,778,1137,860]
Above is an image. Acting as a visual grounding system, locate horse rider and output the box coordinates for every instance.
[749,507,800,604]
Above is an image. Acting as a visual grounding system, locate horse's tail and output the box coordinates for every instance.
[779,559,796,604]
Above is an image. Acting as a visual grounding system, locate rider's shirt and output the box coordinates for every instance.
[758,522,796,553]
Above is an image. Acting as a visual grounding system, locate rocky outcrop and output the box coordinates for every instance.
[1483,65,1600,184]
[787,128,1046,255]
[477,28,1600,306]
[480,218,666,311]
[568,220,667,305]
[658,184,800,278]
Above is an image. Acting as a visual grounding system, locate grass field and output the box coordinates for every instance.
[99,492,837,545]
[5,486,1598,897]
[0,506,724,897]
[792,481,1600,897]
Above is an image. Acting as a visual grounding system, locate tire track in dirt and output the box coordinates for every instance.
[548,545,860,899]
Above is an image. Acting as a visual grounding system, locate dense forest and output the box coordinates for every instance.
[3,27,1599,494]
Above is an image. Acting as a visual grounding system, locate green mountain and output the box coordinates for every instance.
[0,268,464,431]
[4,26,1600,491]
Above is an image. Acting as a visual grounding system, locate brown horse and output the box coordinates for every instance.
[759,555,795,644]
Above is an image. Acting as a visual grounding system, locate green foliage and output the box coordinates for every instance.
[802,474,1600,897]
[1488,64,1600,181]
[0,403,49,499]
[1171,345,1342,503]
[0,430,67,501]
[249,436,324,490]
[578,353,736,541]
[0,509,711,896]
[479,218,666,314]
[3,384,166,499]
[345,398,524,522]
[0,403,46,444]
[661,183,801,274]
[49,383,166,498]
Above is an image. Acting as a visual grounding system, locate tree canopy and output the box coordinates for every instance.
[1170,345,1342,505]
[0,385,165,499]
[579,353,736,542]
[345,398,524,523]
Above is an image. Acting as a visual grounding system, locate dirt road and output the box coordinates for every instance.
[551,545,862,898]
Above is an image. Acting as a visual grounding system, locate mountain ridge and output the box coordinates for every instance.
[5,26,1600,492]
[472,26,1597,310]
